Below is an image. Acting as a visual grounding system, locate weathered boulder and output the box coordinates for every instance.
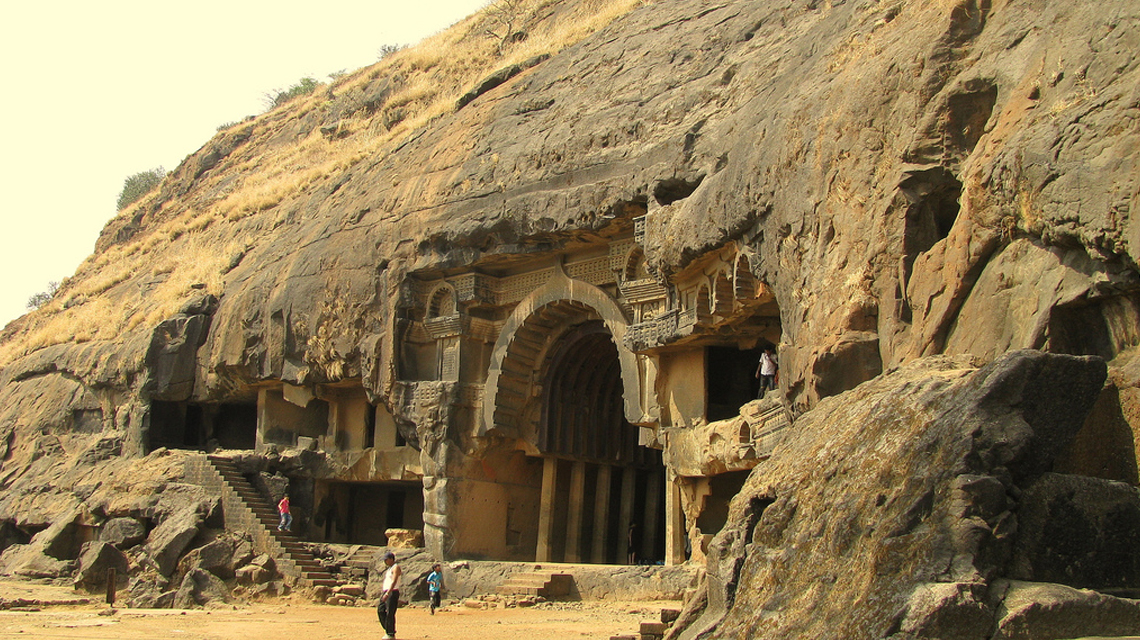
[130,483,218,524]
[385,528,424,549]
[73,541,130,591]
[100,517,146,549]
[1010,473,1140,590]
[126,570,172,609]
[176,537,240,580]
[992,580,1140,640]
[173,568,231,609]
[248,553,276,574]
[0,545,72,579]
[235,563,271,585]
[0,507,81,578]
[144,507,202,577]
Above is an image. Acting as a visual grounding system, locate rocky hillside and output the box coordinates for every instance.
[4,0,1136,408]
[1,0,1139,635]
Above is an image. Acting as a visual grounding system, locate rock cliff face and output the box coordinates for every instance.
[1,0,1139,631]
[672,350,1140,639]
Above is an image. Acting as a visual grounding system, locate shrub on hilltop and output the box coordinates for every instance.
[116,167,166,211]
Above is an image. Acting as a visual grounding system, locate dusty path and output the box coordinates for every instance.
[0,580,677,640]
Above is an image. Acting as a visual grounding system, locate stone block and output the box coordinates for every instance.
[385,528,424,549]
[73,541,130,591]
[100,518,146,549]
[236,564,272,585]
[144,507,202,577]
[173,568,231,609]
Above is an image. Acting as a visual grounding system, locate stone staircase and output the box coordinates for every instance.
[496,569,574,598]
[610,606,681,640]
[185,454,338,588]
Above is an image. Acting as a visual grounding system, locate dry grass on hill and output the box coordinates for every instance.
[0,0,651,368]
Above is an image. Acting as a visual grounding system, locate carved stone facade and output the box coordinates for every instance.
[144,216,789,563]
[376,217,787,564]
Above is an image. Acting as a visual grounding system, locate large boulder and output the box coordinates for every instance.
[100,517,147,549]
[992,580,1140,640]
[1010,473,1140,590]
[144,506,202,577]
[0,507,81,578]
[365,548,433,600]
[176,536,239,580]
[235,563,272,585]
[73,541,130,591]
[173,568,231,609]
[671,351,1134,640]
[385,528,424,549]
[126,570,172,609]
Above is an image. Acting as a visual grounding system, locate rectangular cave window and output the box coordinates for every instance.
[212,403,257,450]
[262,389,330,446]
[150,401,255,452]
[322,481,425,546]
[706,346,763,422]
[149,401,206,451]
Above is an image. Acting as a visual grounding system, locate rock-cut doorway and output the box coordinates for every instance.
[533,320,665,565]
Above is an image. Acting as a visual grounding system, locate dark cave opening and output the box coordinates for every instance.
[900,166,963,286]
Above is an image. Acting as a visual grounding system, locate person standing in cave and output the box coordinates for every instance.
[627,521,639,565]
[755,347,778,398]
[277,493,292,532]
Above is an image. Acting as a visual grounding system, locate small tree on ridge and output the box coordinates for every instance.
[117,167,166,211]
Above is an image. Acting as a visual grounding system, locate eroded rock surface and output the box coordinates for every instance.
[670,350,1140,639]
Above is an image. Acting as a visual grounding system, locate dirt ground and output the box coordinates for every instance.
[0,579,678,640]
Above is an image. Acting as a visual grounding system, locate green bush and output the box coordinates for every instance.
[377,44,404,60]
[26,280,60,310]
[116,167,165,211]
[264,76,320,110]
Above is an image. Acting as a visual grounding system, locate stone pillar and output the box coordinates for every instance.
[664,472,685,566]
[536,457,559,562]
[566,461,587,563]
[256,388,270,451]
[619,467,636,564]
[642,468,663,562]
[325,396,340,452]
[591,464,613,564]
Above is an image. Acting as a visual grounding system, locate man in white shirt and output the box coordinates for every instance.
[377,551,402,639]
[755,347,778,397]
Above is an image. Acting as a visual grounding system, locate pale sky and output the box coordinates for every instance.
[0,0,487,329]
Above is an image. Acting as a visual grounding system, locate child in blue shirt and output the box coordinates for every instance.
[427,563,443,615]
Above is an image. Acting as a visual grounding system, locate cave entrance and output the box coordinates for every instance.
[148,401,257,452]
[707,346,767,421]
[313,480,425,546]
[534,321,665,564]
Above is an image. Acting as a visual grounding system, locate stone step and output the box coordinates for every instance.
[500,578,551,587]
[305,578,339,587]
[201,455,323,589]
[495,572,573,598]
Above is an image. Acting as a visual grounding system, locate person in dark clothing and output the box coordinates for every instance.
[377,551,402,639]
